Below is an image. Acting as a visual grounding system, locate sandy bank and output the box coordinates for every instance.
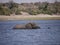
[0,14,60,21]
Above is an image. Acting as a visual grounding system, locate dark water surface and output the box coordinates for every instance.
[0,20,60,45]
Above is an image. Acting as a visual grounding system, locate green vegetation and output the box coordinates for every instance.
[15,9,22,15]
[0,2,60,15]
[0,2,19,15]
[8,2,18,9]
[27,10,38,15]
[38,2,48,11]
[0,5,11,15]
[38,2,52,15]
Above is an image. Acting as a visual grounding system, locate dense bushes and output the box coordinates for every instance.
[0,2,60,15]
[28,10,38,15]
[0,3,19,15]
[15,9,22,15]
[0,6,21,15]
[24,2,53,15]
[27,9,52,15]
[42,10,52,15]
[38,2,52,15]
[8,2,18,9]
[0,6,11,15]
[2,8,11,15]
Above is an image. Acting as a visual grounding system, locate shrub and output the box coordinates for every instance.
[38,2,48,11]
[8,2,18,9]
[28,10,38,15]
[42,10,52,15]
[0,6,11,15]
[38,6,43,10]
[37,9,43,14]
[15,9,22,15]
[3,8,11,15]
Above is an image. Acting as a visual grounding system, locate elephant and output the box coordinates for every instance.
[13,24,26,29]
[13,23,40,29]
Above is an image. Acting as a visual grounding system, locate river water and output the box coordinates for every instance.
[0,20,60,45]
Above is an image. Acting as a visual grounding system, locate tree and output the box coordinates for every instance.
[43,2,48,11]
[38,2,48,11]
[8,0,18,9]
[54,0,58,14]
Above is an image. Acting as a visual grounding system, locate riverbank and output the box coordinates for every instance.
[0,14,60,21]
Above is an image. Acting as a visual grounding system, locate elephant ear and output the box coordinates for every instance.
[29,23,40,29]
[31,23,38,29]
[25,23,32,29]
[31,23,37,26]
